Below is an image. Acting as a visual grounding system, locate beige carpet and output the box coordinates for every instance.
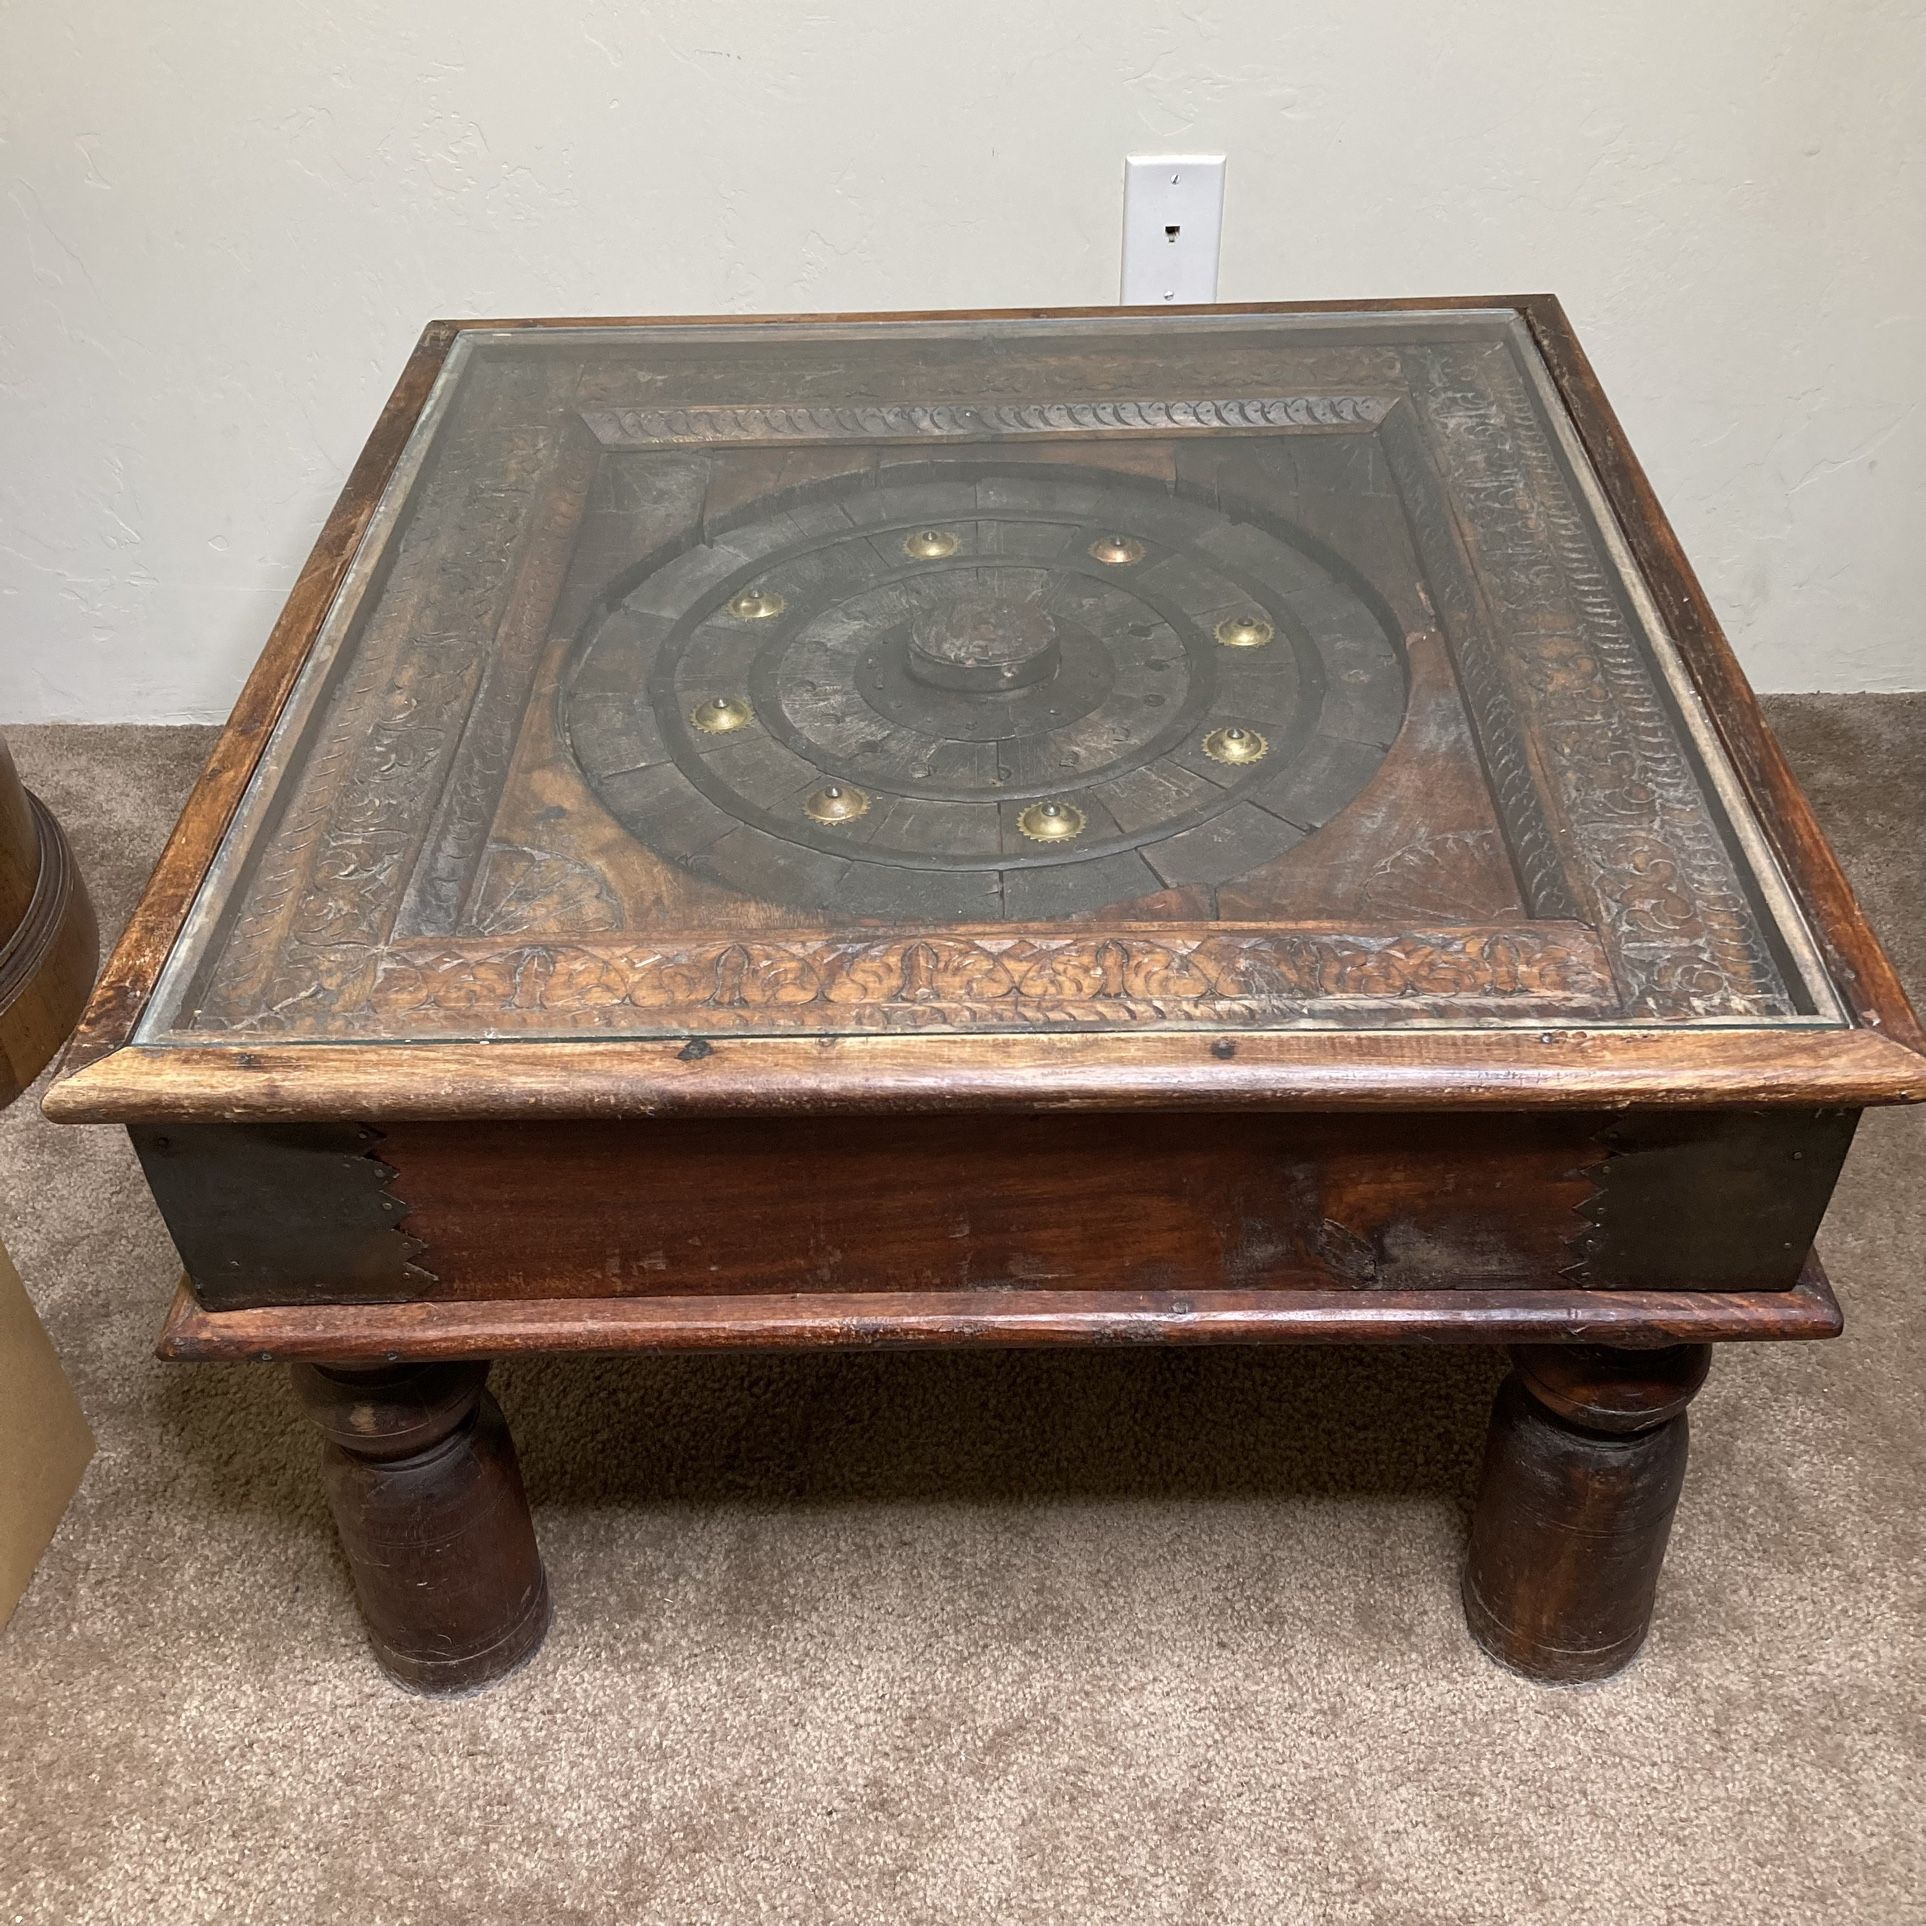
[1,699,1921,1926]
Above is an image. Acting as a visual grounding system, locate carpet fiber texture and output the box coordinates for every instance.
[1,698,1921,1925]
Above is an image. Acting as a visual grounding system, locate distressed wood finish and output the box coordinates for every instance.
[1463,1342,1711,1681]
[33,320,1886,1057]
[143,1108,1852,1314]
[0,733,98,1106]
[290,1360,549,1693]
[42,302,1925,1691]
[43,1024,1926,1123]
[161,1260,1841,1362]
[45,302,1926,1116]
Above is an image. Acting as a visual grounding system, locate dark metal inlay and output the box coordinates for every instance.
[562,465,1406,918]
[133,1124,436,1311]
[1563,1109,1858,1290]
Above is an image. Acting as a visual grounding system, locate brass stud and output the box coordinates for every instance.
[903,528,961,559]
[1214,612,1274,649]
[803,783,870,825]
[1203,724,1270,765]
[1017,800,1086,843]
[728,586,786,621]
[1088,533,1145,566]
[691,696,753,734]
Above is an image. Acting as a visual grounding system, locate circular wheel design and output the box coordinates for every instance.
[562,466,1407,921]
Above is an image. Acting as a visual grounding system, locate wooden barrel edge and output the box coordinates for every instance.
[0,790,100,1107]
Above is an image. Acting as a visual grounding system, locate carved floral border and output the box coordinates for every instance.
[582,394,1397,447]
[205,925,1621,1037]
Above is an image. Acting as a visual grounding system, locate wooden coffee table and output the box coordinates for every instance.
[47,300,1923,1693]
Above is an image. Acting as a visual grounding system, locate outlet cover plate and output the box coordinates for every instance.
[1121,155,1226,305]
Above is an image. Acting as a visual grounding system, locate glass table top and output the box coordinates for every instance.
[138,309,1839,1045]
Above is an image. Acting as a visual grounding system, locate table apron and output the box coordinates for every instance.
[129,1106,1858,1314]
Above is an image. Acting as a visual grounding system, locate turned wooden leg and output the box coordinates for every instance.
[290,1360,550,1694]
[1463,1342,1711,1683]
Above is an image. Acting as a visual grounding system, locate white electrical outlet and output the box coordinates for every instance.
[1121,155,1226,305]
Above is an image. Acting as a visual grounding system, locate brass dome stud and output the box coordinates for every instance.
[727,586,786,621]
[690,696,753,735]
[803,783,870,825]
[903,528,961,560]
[1203,724,1270,765]
[1214,612,1274,649]
[1017,800,1086,843]
[1088,533,1146,566]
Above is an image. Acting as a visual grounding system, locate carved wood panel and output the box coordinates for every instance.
[145,313,1829,1044]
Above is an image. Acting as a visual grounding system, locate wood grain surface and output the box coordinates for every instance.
[1463,1340,1710,1680]
[45,1023,1926,1123]
[154,1257,1842,1362]
[0,733,98,1107]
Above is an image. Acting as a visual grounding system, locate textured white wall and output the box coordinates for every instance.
[2,1,1921,720]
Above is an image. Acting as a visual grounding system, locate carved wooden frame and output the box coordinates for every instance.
[46,298,1926,1124]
